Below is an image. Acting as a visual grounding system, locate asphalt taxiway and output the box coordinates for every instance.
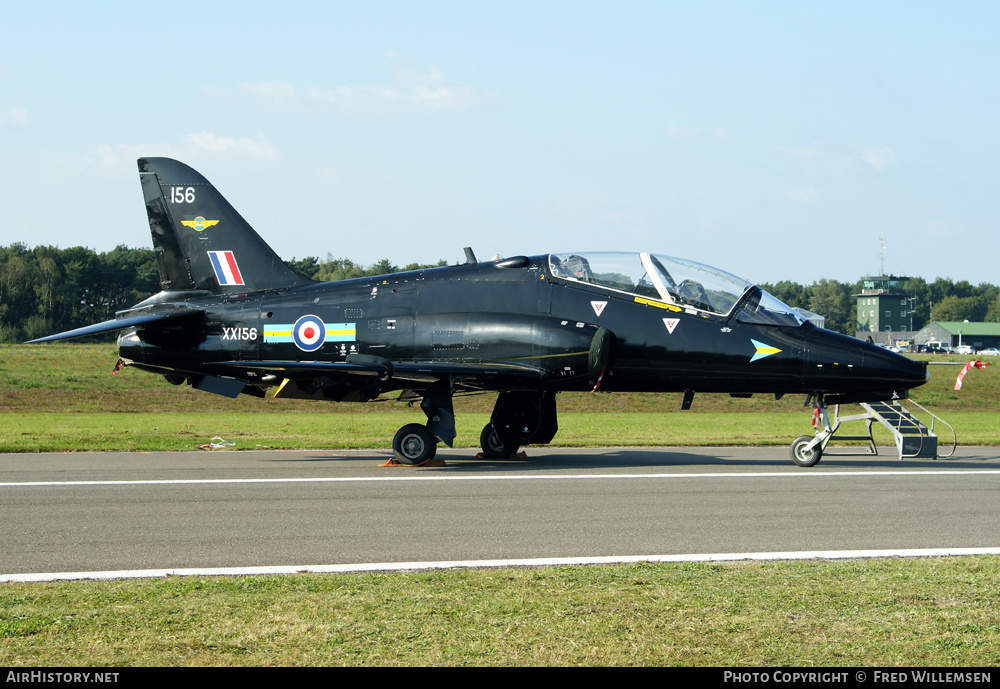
[2,446,999,577]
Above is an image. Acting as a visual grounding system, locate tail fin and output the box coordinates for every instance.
[138,157,313,294]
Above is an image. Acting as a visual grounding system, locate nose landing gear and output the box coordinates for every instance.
[790,434,822,467]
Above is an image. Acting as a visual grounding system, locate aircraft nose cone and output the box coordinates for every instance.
[806,328,928,397]
[864,343,929,390]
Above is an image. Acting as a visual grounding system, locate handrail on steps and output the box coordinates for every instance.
[906,399,958,458]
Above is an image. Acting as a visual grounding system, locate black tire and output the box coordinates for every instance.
[480,423,520,459]
[392,424,437,465]
[790,435,822,467]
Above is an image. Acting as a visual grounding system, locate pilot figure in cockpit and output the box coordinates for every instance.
[677,278,710,310]
[558,255,594,283]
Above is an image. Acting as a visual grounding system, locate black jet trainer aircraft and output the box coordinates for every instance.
[29,158,929,466]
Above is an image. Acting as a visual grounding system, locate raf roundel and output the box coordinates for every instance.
[292,315,326,352]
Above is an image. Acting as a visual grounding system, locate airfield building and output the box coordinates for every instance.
[914,322,1000,351]
[855,274,916,345]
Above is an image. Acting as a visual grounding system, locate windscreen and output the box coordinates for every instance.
[548,251,804,326]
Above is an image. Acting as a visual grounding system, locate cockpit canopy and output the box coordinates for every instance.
[548,252,805,327]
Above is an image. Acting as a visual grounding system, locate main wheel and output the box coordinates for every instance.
[790,435,822,467]
[392,424,437,465]
[480,423,520,459]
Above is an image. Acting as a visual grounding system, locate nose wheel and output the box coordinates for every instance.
[790,435,822,467]
[789,394,830,467]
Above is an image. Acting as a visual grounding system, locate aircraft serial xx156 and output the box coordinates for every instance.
[29,158,930,466]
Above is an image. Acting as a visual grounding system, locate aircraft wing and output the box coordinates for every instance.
[24,308,204,344]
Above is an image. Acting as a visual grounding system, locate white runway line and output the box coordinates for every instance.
[4,468,1000,488]
[4,548,1000,583]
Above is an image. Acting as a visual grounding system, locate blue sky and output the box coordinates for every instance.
[1,1,997,285]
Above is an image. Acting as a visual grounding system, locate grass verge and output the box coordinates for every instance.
[2,557,999,666]
[1,410,996,453]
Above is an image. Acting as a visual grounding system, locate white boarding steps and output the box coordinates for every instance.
[808,399,956,461]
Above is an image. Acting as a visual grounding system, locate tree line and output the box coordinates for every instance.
[0,244,447,342]
[760,278,1000,336]
[0,243,160,342]
[1,242,997,342]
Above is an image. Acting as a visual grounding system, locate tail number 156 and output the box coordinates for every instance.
[169,187,196,204]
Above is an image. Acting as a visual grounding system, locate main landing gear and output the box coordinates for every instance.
[392,424,438,464]
[391,382,454,465]
[479,422,520,459]
[390,388,559,464]
[481,390,557,458]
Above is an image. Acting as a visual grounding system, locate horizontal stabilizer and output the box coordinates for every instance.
[23,310,199,344]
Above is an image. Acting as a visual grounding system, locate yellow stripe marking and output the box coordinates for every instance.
[634,296,681,312]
